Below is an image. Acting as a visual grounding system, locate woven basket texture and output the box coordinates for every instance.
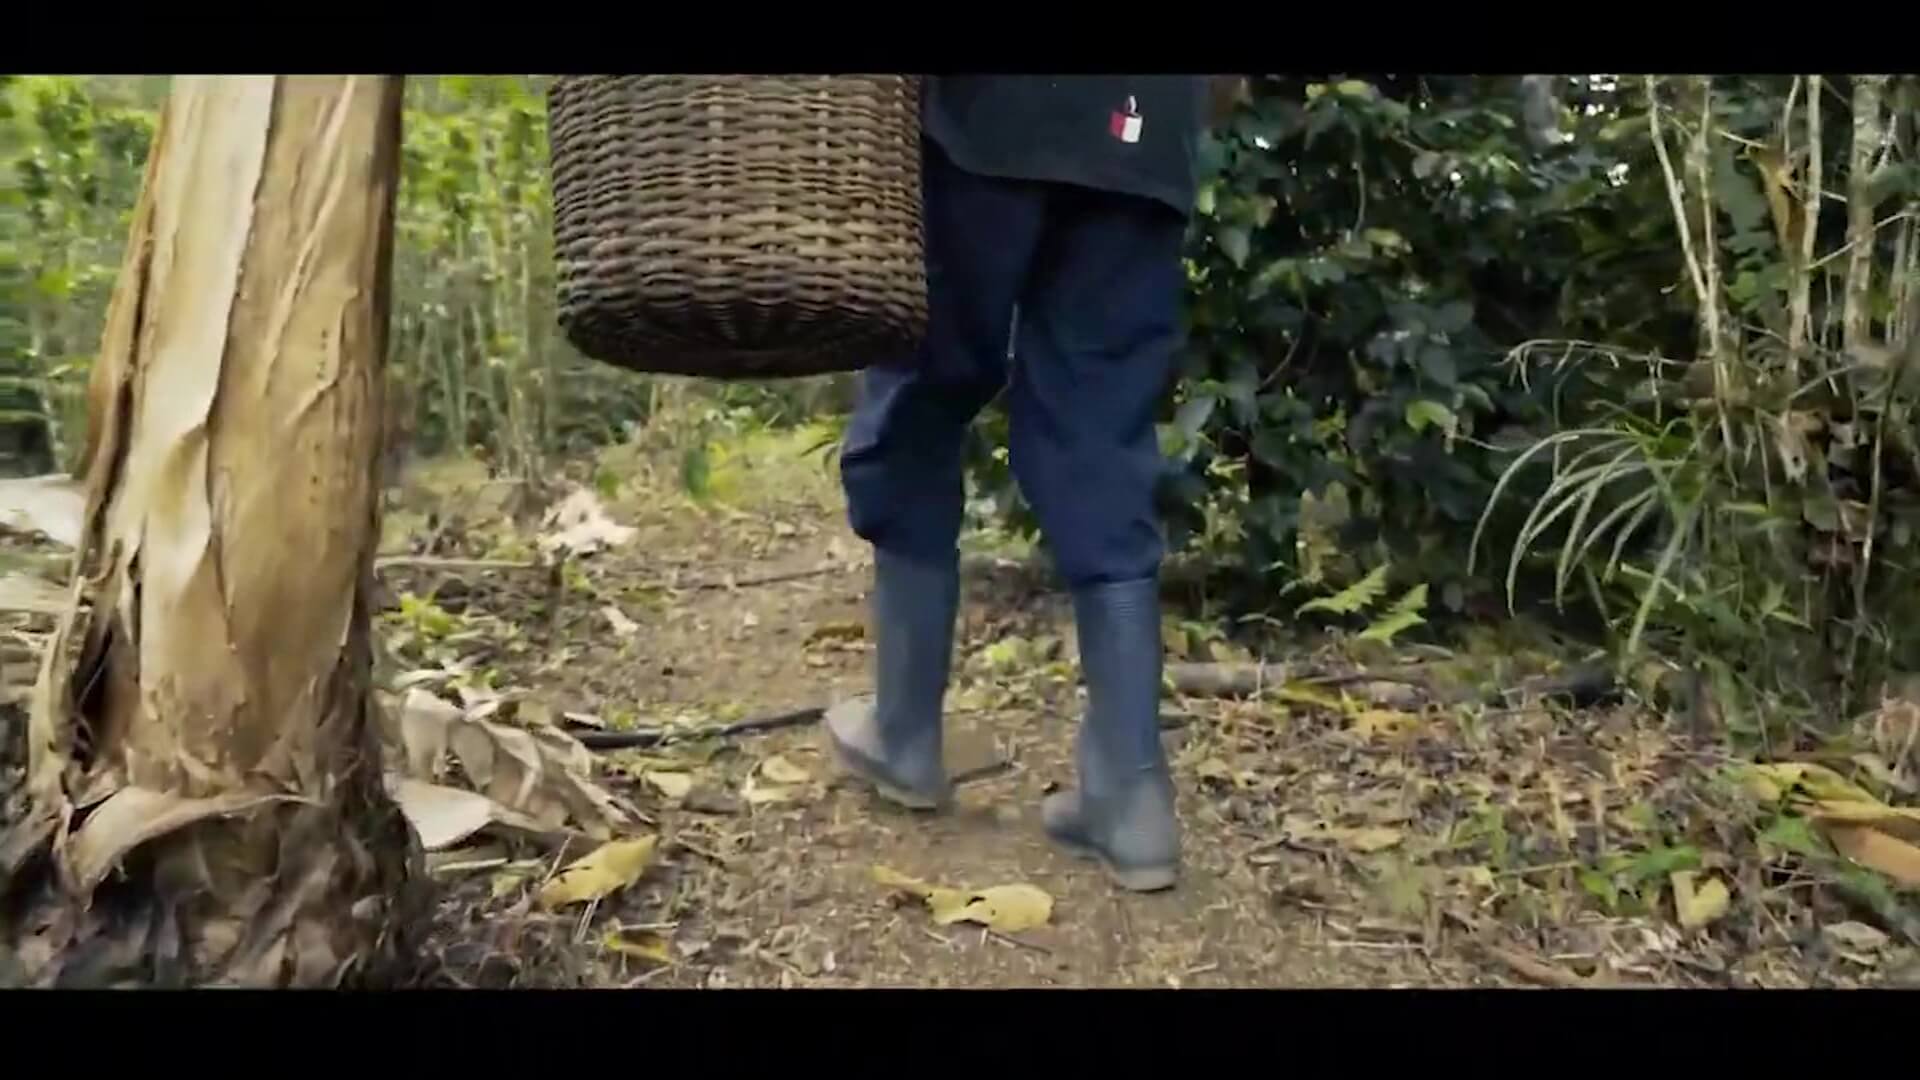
[548,75,928,379]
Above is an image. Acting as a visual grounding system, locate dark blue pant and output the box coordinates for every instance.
[840,144,1187,589]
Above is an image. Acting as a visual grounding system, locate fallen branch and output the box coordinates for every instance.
[703,563,847,590]
[573,707,825,750]
[1164,659,1623,709]
[1166,661,1313,697]
[374,555,538,573]
[372,555,855,593]
[1473,941,1616,989]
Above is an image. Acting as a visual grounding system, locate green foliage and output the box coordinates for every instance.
[0,76,677,481]
[1288,563,1432,645]
[1295,564,1390,617]
[963,76,1686,619]
[1357,583,1430,646]
[1479,75,1920,732]
[0,75,157,474]
[1578,844,1702,916]
[10,74,1919,742]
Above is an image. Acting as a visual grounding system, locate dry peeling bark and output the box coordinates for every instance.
[0,76,419,987]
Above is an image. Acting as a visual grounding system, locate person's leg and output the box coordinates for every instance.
[1006,186,1186,889]
[827,143,1046,809]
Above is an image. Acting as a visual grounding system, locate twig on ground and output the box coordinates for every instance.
[1164,658,1624,709]
[373,555,539,573]
[951,759,1016,787]
[573,706,826,750]
[706,563,849,590]
[668,836,729,867]
[373,554,857,594]
[986,929,1052,955]
[1473,941,1614,989]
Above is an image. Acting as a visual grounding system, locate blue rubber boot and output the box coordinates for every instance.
[823,548,959,810]
[1042,578,1180,892]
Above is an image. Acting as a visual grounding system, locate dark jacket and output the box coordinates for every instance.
[921,75,1212,216]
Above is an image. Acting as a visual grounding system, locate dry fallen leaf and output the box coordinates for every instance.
[1338,826,1406,854]
[1349,708,1418,741]
[602,604,639,637]
[63,787,295,893]
[932,885,1053,933]
[388,688,642,840]
[1671,871,1731,930]
[806,620,866,646]
[538,488,637,557]
[643,771,695,802]
[1850,753,1917,797]
[760,754,812,785]
[1805,800,1920,843]
[537,836,659,909]
[1741,761,1878,805]
[1822,921,1890,953]
[491,865,537,900]
[871,865,1054,933]
[603,926,674,965]
[386,776,536,850]
[741,776,800,806]
[1739,760,1920,888]
[1825,823,1920,888]
[1457,865,1497,891]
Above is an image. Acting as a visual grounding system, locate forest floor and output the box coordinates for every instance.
[365,426,1918,990]
[4,425,1917,988]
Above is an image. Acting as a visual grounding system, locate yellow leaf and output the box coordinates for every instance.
[1822,921,1890,953]
[1194,758,1238,786]
[980,636,1029,671]
[930,884,1054,933]
[1741,762,1877,805]
[871,865,1054,933]
[490,866,533,900]
[1361,227,1407,252]
[872,864,935,896]
[1825,824,1920,888]
[536,836,658,909]
[1671,871,1731,930]
[603,927,673,965]
[1807,801,1920,845]
[742,777,800,805]
[1851,753,1917,797]
[643,771,694,802]
[1350,709,1418,740]
[1336,826,1405,854]
[760,754,812,785]
[806,621,866,645]
[1459,865,1497,891]
[601,604,639,637]
[1276,681,1347,712]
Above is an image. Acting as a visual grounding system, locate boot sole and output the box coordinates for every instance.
[822,723,948,812]
[1046,832,1178,893]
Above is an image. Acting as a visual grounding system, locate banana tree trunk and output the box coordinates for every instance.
[0,75,419,988]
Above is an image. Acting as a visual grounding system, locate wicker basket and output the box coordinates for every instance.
[548,75,928,379]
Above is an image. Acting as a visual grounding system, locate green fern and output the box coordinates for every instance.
[1296,564,1391,617]
[1357,584,1429,645]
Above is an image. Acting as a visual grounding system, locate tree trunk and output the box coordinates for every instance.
[1843,74,1890,354]
[0,75,419,988]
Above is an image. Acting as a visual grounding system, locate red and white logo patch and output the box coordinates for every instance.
[1109,95,1143,144]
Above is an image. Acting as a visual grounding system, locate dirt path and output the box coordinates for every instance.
[382,433,1903,990]
[526,483,1422,987]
